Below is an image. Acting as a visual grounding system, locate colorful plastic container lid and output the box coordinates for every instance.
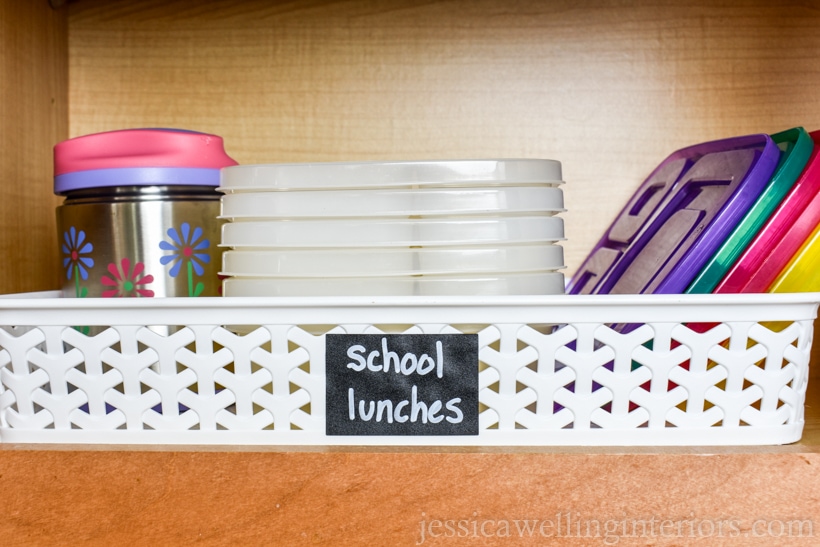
[588,134,780,294]
[715,130,820,293]
[219,216,565,248]
[54,128,238,194]
[567,151,689,294]
[686,127,814,293]
[219,186,565,219]
[219,159,562,191]
[768,219,820,293]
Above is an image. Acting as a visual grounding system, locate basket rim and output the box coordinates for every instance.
[0,290,818,327]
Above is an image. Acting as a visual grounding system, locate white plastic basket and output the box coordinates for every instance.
[0,290,816,446]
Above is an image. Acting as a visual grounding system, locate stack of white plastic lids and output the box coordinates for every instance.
[218,159,566,296]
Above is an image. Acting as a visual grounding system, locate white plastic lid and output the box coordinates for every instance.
[220,244,564,277]
[222,271,566,297]
[219,159,562,191]
[219,186,565,219]
[220,216,565,248]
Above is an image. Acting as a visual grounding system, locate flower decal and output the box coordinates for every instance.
[159,222,211,297]
[62,227,94,298]
[101,258,155,298]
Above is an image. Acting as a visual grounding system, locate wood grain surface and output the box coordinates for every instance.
[1,447,819,546]
[68,0,820,275]
[0,0,66,293]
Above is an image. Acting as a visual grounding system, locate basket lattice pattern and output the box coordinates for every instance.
[0,318,811,437]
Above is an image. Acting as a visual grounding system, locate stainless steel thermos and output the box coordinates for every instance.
[54,128,237,299]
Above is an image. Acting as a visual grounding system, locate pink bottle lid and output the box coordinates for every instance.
[54,128,238,194]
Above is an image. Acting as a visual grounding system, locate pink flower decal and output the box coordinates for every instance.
[101,258,155,298]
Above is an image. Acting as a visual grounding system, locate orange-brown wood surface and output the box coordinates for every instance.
[1,448,819,546]
[3,1,820,545]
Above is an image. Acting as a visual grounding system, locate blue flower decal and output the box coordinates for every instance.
[62,227,94,281]
[159,223,211,297]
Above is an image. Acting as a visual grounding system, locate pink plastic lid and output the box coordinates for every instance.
[54,128,238,176]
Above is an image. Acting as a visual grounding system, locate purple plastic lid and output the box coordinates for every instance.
[599,134,779,294]
[567,154,690,294]
[54,167,222,194]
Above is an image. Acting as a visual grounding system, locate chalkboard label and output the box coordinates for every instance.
[325,334,478,436]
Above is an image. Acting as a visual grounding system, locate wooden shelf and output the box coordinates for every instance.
[3,1,820,544]
[3,452,818,545]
